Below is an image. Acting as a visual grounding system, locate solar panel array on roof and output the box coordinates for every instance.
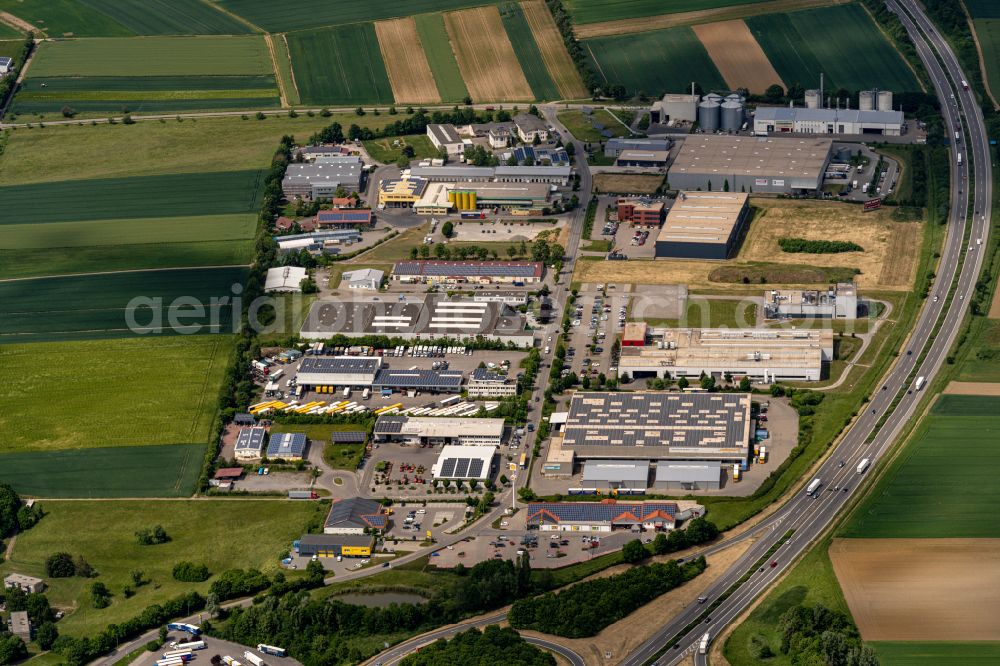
[526,501,679,526]
[374,415,406,434]
[329,431,367,443]
[440,458,457,477]
[393,261,542,279]
[454,459,470,477]
[267,432,307,458]
[468,458,485,477]
[300,357,380,373]
[235,426,266,452]
[373,369,464,389]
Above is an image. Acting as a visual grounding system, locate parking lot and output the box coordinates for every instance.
[563,285,630,379]
[129,635,301,666]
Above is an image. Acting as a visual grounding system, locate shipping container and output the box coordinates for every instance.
[257,645,287,658]
[288,490,317,500]
[243,651,266,666]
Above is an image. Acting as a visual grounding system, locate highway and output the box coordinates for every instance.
[619,1,993,663]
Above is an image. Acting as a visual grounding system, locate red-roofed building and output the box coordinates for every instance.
[315,209,374,229]
[622,322,647,347]
[525,499,691,532]
[275,217,316,232]
[329,197,357,209]
[213,468,244,481]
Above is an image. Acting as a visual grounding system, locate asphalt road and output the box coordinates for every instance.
[616,1,994,663]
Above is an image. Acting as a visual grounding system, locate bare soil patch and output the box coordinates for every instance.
[574,0,847,39]
[444,6,533,102]
[521,0,588,99]
[830,538,1000,641]
[593,173,663,194]
[693,19,783,93]
[990,280,1000,318]
[375,17,441,104]
[944,381,1000,396]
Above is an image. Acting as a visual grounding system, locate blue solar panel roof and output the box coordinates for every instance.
[267,432,307,458]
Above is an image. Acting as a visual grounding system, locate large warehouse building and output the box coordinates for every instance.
[282,157,364,199]
[407,165,571,186]
[295,357,381,389]
[391,260,543,286]
[431,444,497,482]
[668,135,832,194]
[543,391,752,476]
[374,415,505,447]
[617,327,833,382]
[753,107,904,137]
[655,191,750,259]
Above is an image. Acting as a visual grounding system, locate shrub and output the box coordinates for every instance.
[45,552,76,578]
[778,238,864,254]
[172,561,210,583]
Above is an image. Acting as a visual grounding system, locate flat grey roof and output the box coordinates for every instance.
[373,368,464,389]
[283,160,362,187]
[754,106,904,125]
[299,357,381,374]
[428,123,462,145]
[656,191,748,246]
[393,260,543,279]
[655,461,723,482]
[671,135,832,180]
[582,459,650,482]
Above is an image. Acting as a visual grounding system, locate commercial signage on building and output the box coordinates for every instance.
[755,178,768,186]
[772,179,785,187]
[863,198,882,212]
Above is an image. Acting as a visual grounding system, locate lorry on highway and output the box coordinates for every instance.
[857,458,871,475]
[915,376,926,391]
[961,79,970,90]
[243,651,266,666]
[957,153,963,166]
[806,478,822,496]
[288,490,318,500]
[257,645,287,657]
[699,632,710,654]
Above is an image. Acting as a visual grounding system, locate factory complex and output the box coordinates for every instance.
[764,283,860,319]
[655,191,751,259]
[282,156,365,199]
[617,327,834,382]
[373,415,505,447]
[391,260,543,286]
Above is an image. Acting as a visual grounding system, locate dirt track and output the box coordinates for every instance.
[0,11,38,34]
[375,17,441,104]
[693,20,783,93]
[444,6,533,102]
[830,538,1000,641]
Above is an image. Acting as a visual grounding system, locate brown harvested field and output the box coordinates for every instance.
[593,173,663,194]
[944,381,1000,396]
[693,20,783,93]
[990,281,1000,318]
[575,0,847,38]
[738,199,921,290]
[375,17,441,104]
[444,6,533,102]
[521,0,588,99]
[830,538,1000,641]
[518,539,753,665]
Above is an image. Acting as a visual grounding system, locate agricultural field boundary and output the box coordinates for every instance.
[520,0,587,99]
[264,33,288,106]
[0,10,33,33]
[444,6,534,102]
[573,0,847,38]
[692,18,783,92]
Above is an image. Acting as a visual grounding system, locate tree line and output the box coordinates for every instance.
[746,602,879,665]
[778,238,864,254]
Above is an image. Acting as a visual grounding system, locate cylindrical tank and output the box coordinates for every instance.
[698,100,721,131]
[877,90,893,111]
[720,100,744,131]
[804,89,821,109]
[859,90,875,111]
[461,191,471,210]
[724,93,745,105]
[704,93,723,104]
[448,190,456,204]
[468,191,477,209]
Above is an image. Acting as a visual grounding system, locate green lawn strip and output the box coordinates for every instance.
[414,12,468,102]
[0,21,21,38]
[0,337,228,451]
[954,318,1000,381]
[0,39,24,59]
[349,224,429,263]
[499,2,559,101]
[0,444,205,497]
[0,0,134,37]
[272,33,301,105]
[363,134,438,164]
[0,240,254,280]
[13,96,282,116]
[28,35,272,77]
[0,267,248,340]
[78,0,254,35]
[557,109,628,143]
[583,26,726,96]
[0,170,263,223]
[565,0,758,24]
[642,298,759,329]
[0,114,383,185]
[287,23,393,105]
[871,641,1000,665]
[0,500,324,636]
[256,292,317,347]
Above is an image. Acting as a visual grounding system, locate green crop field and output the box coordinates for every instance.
[28,35,272,77]
[566,0,758,23]
[0,444,204,497]
[0,170,262,223]
[965,0,1000,18]
[973,19,1000,102]
[413,12,468,102]
[0,267,249,341]
[1,214,256,250]
[0,114,381,185]
[287,24,394,105]
[584,26,726,96]
[216,0,499,33]
[0,500,325,636]
[499,2,559,100]
[0,21,20,38]
[0,0,133,37]
[871,642,1000,665]
[0,336,228,451]
[747,4,920,92]
[0,39,23,59]
[839,395,1000,539]
[76,0,253,35]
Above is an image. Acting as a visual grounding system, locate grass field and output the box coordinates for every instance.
[0,444,205,497]
[28,36,272,76]
[972,19,1000,105]
[0,500,325,636]
[499,2,560,101]
[520,0,587,99]
[0,267,248,341]
[445,6,534,102]
[871,642,1000,665]
[0,336,228,450]
[0,0,133,37]
[747,4,920,92]
[557,109,629,142]
[839,395,1000,539]
[363,134,438,164]
[375,17,441,104]
[0,170,262,223]
[955,319,1000,382]
[592,172,663,193]
[73,0,253,35]
[287,23,394,105]
[0,114,379,185]
[271,34,299,105]
[584,26,726,96]
[215,0,500,33]
[966,0,1000,17]
[414,12,469,102]
[643,298,758,328]
[0,20,20,38]
[349,224,428,263]
[271,423,369,471]
[565,0,760,24]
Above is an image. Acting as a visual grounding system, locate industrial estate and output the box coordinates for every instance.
[0,1,997,666]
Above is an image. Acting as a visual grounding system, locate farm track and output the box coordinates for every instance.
[263,33,288,107]
[0,11,38,34]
